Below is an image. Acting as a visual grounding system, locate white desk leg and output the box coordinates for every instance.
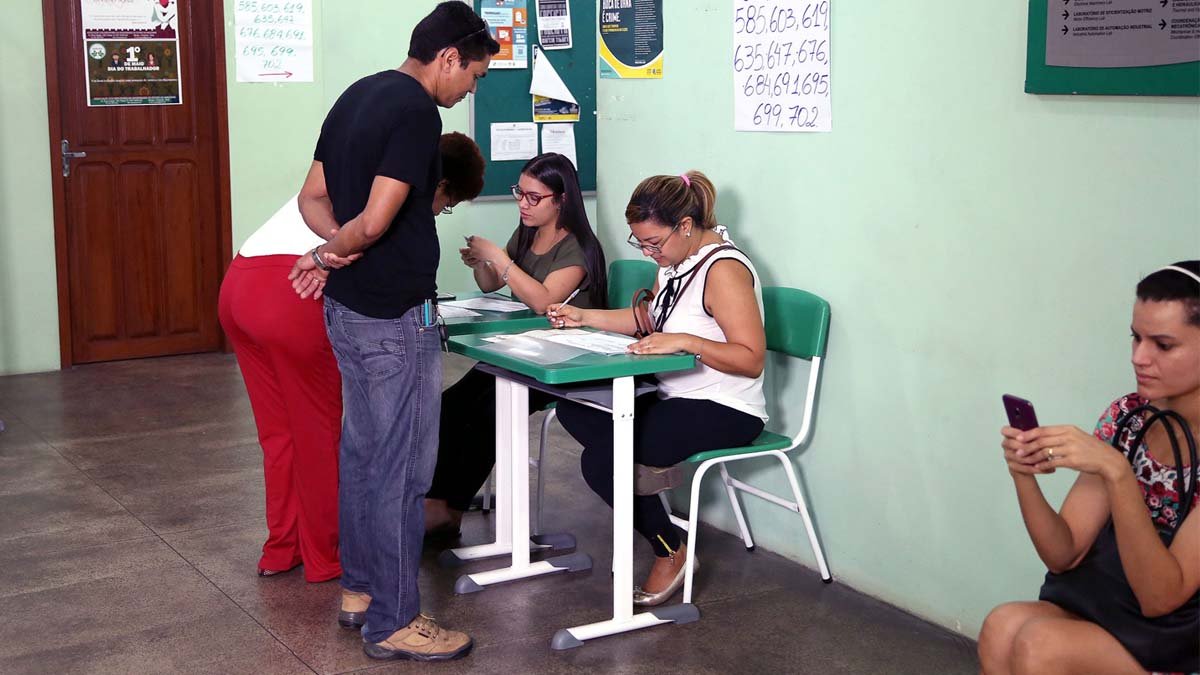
[437,375,514,565]
[611,376,635,621]
[550,376,699,649]
[454,377,591,593]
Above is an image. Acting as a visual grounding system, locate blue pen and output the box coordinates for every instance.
[423,299,431,326]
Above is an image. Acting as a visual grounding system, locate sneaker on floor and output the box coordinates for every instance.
[363,613,473,661]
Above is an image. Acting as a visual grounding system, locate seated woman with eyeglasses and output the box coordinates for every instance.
[545,170,768,606]
[424,152,608,535]
[977,261,1199,675]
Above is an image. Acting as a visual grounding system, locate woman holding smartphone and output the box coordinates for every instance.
[978,261,1200,674]
[424,153,607,535]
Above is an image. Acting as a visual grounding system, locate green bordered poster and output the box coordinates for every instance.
[82,0,183,106]
[599,0,663,79]
[1026,0,1200,96]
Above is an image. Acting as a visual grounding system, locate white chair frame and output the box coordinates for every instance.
[660,354,832,604]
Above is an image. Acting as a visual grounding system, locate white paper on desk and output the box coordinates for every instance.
[541,124,577,169]
[521,329,636,355]
[490,123,538,161]
[437,305,482,319]
[441,297,530,313]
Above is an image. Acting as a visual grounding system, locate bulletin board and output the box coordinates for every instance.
[471,0,597,197]
[1025,0,1200,96]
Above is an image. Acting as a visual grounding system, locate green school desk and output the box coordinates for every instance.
[443,329,700,649]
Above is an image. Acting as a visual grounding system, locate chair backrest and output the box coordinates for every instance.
[607,259,658,309]
[762,286,831,360]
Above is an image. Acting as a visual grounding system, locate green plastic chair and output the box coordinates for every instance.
[659,286,834,603]
[606,259,658,310]
[483,259,660,533]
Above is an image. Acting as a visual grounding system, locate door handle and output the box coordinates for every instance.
[61,139,87,177]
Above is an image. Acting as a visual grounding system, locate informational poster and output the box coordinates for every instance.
[530,47,580,121]
[234,0,314,82]
[82,0,182,106]
[536,0,573,49]
[490,122,539,160]
[599,0,664,78]
[482,0,529,69]
[733,0,831,133]
[1046,0,1200,68]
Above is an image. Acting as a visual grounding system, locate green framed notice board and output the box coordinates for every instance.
[1026,0,1200,96]
[472,0,597,197]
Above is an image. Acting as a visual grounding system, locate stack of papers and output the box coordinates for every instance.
[441,297,529,313]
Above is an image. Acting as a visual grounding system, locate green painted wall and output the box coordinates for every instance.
[0,3,60,375]
[595,1,1199,636]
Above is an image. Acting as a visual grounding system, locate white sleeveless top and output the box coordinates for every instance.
[651,229,768,422]
[238,195,325,257]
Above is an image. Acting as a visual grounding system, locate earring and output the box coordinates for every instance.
[685,230,692,238]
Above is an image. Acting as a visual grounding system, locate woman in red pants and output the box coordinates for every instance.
[218,133,485,581]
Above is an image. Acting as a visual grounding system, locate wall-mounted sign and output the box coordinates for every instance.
[234,0,314,82]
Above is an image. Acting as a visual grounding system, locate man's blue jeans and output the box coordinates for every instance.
[323,298,442,643]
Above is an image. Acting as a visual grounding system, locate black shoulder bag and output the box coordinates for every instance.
[1038,404,1199,673]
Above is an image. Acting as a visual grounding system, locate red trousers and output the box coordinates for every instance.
[218,255,341,582]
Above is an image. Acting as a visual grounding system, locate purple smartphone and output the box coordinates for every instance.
[1002,394,1039,431]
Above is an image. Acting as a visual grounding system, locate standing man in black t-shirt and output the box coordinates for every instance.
[287,2,498,662]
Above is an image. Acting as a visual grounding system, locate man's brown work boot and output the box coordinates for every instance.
[362,613,473,661]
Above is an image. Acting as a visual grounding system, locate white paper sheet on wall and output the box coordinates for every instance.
[489,122,539,161]
[732,0,831,133]
[541,124,577,169]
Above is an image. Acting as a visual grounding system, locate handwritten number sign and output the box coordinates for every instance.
[733,0,831,133]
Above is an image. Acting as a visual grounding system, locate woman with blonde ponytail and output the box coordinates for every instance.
[547,170,769,606]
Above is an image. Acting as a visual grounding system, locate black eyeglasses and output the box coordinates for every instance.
[511,184,555,206]
[626,224,680,255]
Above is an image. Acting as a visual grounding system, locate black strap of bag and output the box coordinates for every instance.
[1112,404,1198,536]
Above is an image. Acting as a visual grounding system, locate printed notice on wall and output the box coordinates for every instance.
[490,122,539,161]
[536,0,573,49]
[1046,0,1200,68]
[82,0,183,106]
[482,0,530,69]
[599,0,664,79]
[733,0,830,132]
[235,1,314,82]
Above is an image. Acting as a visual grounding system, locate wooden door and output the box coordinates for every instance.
[42,0,232,365]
